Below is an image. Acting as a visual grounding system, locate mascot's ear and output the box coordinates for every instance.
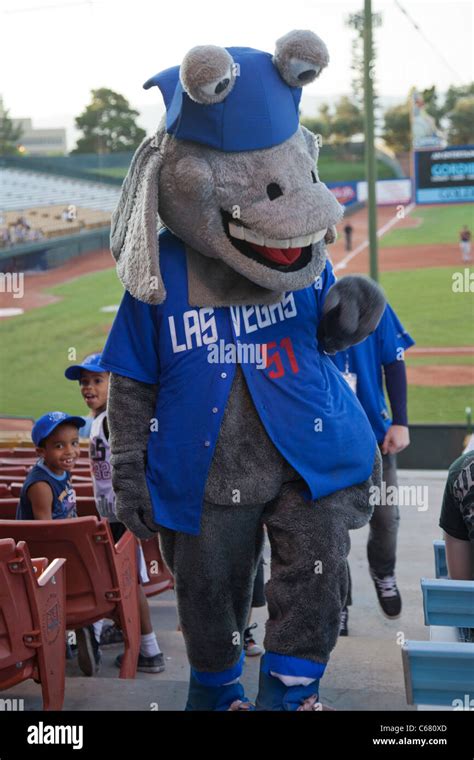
[273,29,329,87]
[180,45,237,104]
[110,123,166,305]
[300,124,320,162]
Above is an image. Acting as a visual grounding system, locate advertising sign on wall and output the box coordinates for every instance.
[415,146,474,204]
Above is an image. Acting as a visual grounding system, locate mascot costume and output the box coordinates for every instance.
[100,29,385,711]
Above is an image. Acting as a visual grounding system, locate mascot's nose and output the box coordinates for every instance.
[267,183,283,200]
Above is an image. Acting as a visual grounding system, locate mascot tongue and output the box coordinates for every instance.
[248,242,302,265]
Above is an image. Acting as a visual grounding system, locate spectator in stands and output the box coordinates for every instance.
[14,412,104,670]
[65,353,166,675]
[343,222,353,252]
[16,412,85,520]
[459,225,472,263]
[331,303,415,634]
[439,449,474,642]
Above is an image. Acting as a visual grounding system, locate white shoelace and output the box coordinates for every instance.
[373,574,398,597]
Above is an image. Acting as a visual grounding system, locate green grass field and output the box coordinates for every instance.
[380,203,474,248]
[0,269,123,418]
[380,266,474,423]
[88,157,396,184]
[0,259,472,422]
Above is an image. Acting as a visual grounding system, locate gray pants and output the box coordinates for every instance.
[158,455,380,675]
[346,452,399,606]
[368,452,399,576]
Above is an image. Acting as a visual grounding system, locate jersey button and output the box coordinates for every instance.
[212,407,218,414]
[204,440,211,447]
[220,372,227,379]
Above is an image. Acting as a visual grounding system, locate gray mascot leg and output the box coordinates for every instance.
[158,500,265,710]
[256,450,382,710]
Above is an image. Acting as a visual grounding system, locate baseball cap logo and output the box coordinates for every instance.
[48,412,67,422]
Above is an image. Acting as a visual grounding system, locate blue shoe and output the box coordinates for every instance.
[255,668,323,711]
[185,672,254,711]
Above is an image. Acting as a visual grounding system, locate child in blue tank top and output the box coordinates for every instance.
[16,411,85,520]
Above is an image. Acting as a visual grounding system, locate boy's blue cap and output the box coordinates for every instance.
[65,352,104,380]
[32,412,85,447]
[143,47,302,152]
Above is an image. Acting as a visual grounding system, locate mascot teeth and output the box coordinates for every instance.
[228,222,327,249]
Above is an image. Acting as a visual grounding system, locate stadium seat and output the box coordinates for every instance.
[76,497,99,517]
[402,640,474,707]
[0,484,10,497]
[0,499,19,520]
[0,468,29,480]
[141,536,174,597]
[0,517,140,678]
[421,578,474,628]
[433,540,448,579]
[0,538,66,710]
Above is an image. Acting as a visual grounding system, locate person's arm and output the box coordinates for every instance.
[381,359,410,454]
[444,532,472,580]
[27,481,54,520]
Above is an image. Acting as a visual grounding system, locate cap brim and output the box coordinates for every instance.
[33,415,86,446]
[65,363,106,380]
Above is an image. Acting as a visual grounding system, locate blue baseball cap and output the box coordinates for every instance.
[64,352,105,381]
[144,47,302,152]
[32,411,86,447]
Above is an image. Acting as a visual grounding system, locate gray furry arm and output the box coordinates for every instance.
[317,275,386,354]
[107,372,160,538]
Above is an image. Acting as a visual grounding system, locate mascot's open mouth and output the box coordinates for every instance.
[221,210,326,271]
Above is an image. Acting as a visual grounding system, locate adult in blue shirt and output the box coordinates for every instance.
[331,303,415,631]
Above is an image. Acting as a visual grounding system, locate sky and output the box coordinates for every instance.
[0,0,472,149]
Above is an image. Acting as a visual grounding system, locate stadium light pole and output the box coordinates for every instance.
[363,0,379,282]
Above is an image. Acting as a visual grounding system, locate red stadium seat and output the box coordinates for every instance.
[0,468,29,478]
[0,517,140,678]
[0,484,10,497]
[141,536,174,597]
[0,499,19,520]
[76,497,99,517]
[0,538,66,710]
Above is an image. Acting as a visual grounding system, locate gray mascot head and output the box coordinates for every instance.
[110,29,343,306]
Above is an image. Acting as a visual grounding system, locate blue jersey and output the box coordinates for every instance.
[16,461,77,520]
[331,304,415,444]
[100,228,377,535]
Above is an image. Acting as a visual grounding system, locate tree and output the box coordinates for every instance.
[345,10,383,109]
[301,103,332,141]
[0,107,23,156]
[383,102,411,154]
[73,88,146,154]
[331,96,364,142]
[448,96,474,145]
[443,83,474,117]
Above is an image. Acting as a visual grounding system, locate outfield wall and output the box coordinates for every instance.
[0,227,110,272]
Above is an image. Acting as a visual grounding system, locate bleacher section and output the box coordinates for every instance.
[0,168,120,213]
[1,205,111,246]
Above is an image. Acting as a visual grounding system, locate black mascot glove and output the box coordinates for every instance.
[317,275,386,355]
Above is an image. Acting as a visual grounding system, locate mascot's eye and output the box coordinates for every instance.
[214,77,230,94]
[311,171,318,183]
[267,182,283,200]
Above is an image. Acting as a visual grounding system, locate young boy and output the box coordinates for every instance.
[16,412,98,671]
[65,352,165,674]
[16,411,85,520]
